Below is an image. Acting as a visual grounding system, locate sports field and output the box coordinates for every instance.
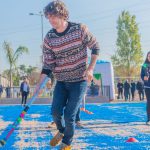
[0,102,150,150]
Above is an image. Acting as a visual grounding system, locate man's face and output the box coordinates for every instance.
[47,14,63,29]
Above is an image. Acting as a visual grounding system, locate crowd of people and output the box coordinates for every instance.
[0,84,11,98]
[117,79,145,101]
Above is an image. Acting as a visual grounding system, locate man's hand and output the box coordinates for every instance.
[84,54,98,82]
[83,68,94,82]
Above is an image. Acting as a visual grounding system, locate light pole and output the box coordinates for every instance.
[29,11,44,42]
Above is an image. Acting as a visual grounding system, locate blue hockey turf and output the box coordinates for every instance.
[0,102,150,150]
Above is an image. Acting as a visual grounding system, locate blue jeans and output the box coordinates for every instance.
[75,107,80,122]
[51,80,87,145]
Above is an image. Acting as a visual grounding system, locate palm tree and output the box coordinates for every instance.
[26,65,37,76]
[19,64,27,77]
[3,41,29,88]
[19,64,37,77]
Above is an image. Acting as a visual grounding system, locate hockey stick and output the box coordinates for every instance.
[0,76,49,147]
[80,108,94,114]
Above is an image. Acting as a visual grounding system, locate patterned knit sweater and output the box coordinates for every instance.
[42,22,100,82]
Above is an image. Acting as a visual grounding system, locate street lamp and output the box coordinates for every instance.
[29,11,44,42]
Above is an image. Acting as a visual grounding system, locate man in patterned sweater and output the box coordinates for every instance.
[37,0,100,149]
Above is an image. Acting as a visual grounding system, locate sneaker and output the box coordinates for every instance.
[59,142,71,150]
[146,121,150,125]
[50,131,64,146]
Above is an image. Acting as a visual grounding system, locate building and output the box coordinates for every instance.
[94,60,115,100]
[0,74,10,87]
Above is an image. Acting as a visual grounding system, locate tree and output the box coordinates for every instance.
[3,41,29,88]
[111,11,143,79]
[2,69,19,86]
[19,64,27,77]
[18,64,37,79]
[2,65,38,86]
[26,65,37,77]
[29,69,41,85]
[12,70,20,86]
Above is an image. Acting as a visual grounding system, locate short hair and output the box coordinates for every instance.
[44,0,69,20]
[23,76,27,80]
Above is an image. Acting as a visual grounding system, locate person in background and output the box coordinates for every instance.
[90,80,95,96]
[130,80,136,101]
[136,79,144,101]
[123,80,130,101]
[5,86,11,98]
[0,84,3,98]
[117,80,124,99]
[141,51,150,125]
[20,77,30,107]
[75,93,87,127]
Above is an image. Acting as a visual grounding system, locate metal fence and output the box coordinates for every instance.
[101,86,111,99]
[0,85,111,99]
[0,86,52,99]
[86,85,110,99]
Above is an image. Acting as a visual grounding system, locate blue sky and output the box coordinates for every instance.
[0,0,150,72]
